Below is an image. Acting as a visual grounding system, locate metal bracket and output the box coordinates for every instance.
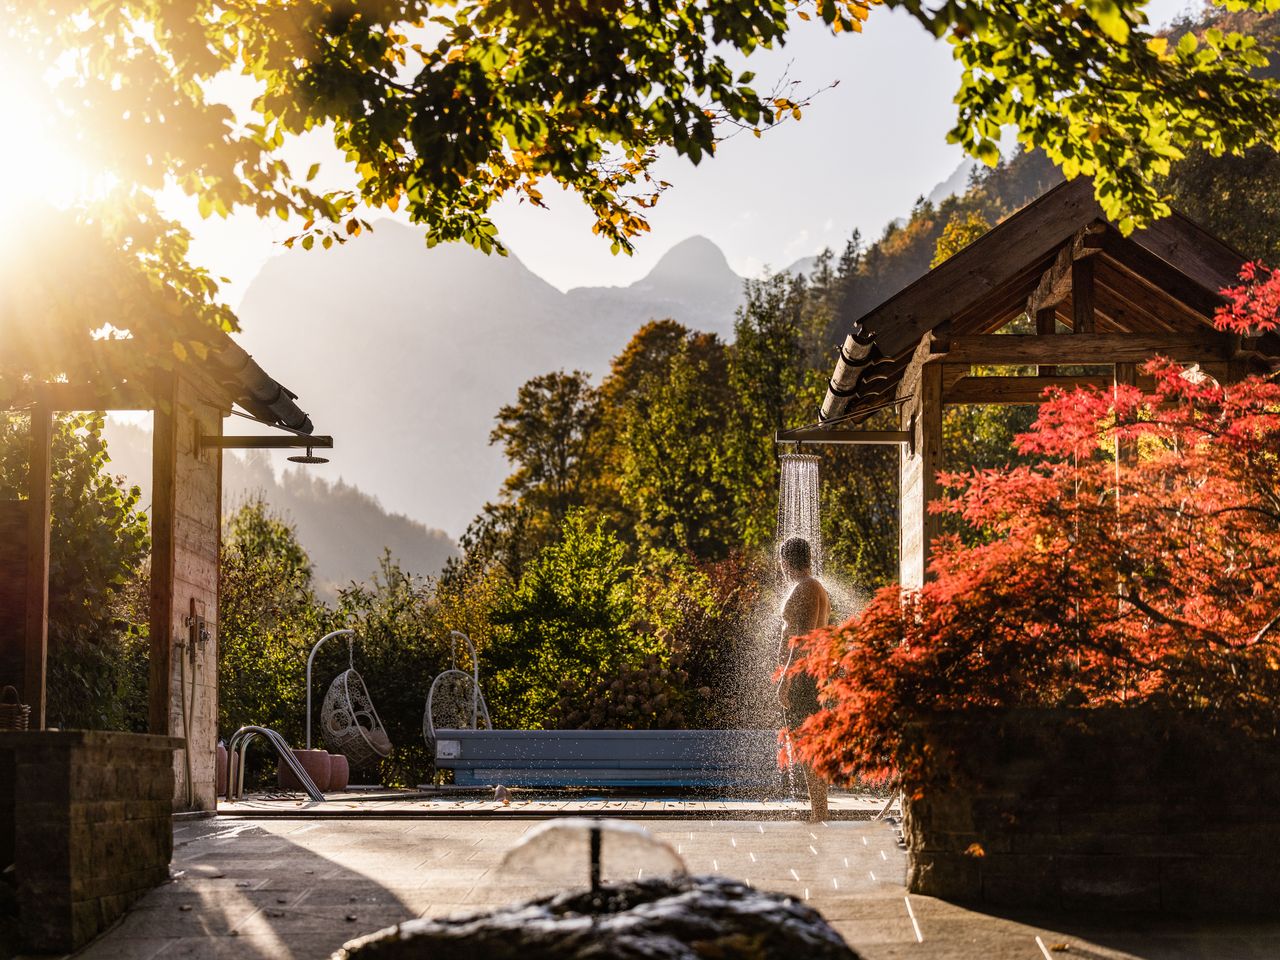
[774,427,912,446]
[197,433,333,453]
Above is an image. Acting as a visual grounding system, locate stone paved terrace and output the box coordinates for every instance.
[68,815,1280,960]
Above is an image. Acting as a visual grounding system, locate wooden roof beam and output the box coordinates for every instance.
[945,375,1112,404]
[1094,257,1209,332]
[1025,223,1106,318]
[1098,233,1226,317]
[927,332,1232,366]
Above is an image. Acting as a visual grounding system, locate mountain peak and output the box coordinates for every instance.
[643,235,733,286]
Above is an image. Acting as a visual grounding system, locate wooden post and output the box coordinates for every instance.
[1114,362,1138,465]
[1072,258,1096,333]
[149,372,178,737]
[899,363,943,589]
[1036,308,1057,377]
[148,372,224,810]
[24,404,52,728]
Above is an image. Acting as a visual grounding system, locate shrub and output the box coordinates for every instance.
[486,510,672,729]
[219,498,325,751]
[0,413,149,729]
[330,554,451,786]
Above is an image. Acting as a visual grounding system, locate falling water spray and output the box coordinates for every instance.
[774,451,824,798]
[777,453,822,574]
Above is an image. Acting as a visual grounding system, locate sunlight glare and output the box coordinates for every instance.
[0,58,99,231]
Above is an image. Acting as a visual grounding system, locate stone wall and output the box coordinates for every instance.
[903,709,1280,914]
[0,730,182,952]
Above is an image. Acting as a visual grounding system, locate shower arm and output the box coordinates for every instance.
[774,395,913,448]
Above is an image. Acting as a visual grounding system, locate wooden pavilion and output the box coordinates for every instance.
[783,178,1280,587]
[0,333,330,811]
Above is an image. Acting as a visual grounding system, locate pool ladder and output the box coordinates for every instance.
[226,725,325,802]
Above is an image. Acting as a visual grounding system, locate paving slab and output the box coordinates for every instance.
[64,815,1280,960]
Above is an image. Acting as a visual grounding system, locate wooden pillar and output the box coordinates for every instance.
[1035,308,1058,377]
[149,372,178,738]
[1072,258,1096,333]
[24,404,51,729]
[899,363,943,590]
[1113,362,1138,465]
[148,373,223,810]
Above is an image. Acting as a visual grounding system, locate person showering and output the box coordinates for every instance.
[776,536,830,821]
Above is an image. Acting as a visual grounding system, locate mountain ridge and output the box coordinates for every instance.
[234,227,784,536]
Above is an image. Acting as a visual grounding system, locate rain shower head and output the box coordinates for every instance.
[288,446,329,465]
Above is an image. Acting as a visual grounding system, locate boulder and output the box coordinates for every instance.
[333,875,860,960]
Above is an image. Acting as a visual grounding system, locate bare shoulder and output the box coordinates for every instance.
[783,576,823,623]
[792,577,826,602]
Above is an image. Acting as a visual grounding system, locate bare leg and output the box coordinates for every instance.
[802,764,828,821]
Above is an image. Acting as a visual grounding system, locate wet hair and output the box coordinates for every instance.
[779,536,811,572]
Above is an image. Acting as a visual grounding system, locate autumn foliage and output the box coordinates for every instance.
[787,265,1280,785]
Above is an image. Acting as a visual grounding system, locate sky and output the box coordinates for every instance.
[172,0,1207,305]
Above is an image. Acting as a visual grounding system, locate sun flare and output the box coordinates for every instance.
[0,59,99,225]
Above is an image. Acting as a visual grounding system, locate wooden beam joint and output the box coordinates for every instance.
[1026,222,1107,318]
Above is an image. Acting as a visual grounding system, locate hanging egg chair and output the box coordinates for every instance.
[424,669,493,744]
[423,632,492,747]
[320,641,392,768]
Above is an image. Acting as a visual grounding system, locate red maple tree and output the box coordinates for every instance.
[787,265,1280,786]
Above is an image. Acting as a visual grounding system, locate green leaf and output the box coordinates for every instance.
[975,139,1000,167]
[1084,0,1130,44]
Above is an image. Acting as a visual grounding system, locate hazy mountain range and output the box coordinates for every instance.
[231,223,790,543]
[101,421,458,597]
[102,161,974,590]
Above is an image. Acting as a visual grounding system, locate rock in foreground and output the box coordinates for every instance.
[333,875,861,960]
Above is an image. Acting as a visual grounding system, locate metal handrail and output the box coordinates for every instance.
[306,629,355,749]
[226,725,325,802]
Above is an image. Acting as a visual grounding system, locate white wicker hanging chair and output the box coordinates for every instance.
[424,669,492,744]
[320,646,393,768]
[423,632,492,747]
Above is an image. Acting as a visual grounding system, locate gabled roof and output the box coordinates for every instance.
[821,178,1258,421]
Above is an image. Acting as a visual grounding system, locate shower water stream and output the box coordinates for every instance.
[777,453,822,574]
[775,452,824,796]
